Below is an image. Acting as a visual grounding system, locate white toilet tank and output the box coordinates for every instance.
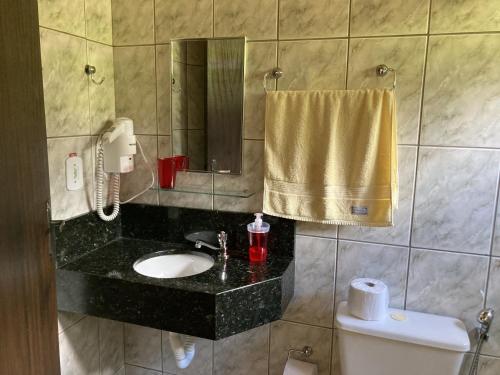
[335,301,470,375]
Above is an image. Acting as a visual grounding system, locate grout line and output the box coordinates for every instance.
[415,144,500,151]
[97,319,103,374]
[277,29,500,42]
[39,25,113,47]
[344,0,353,90]
[302,234,493,258]
[212,0,215,38]
[404,0,432,308]
[212,335,215,375]
[276,0,280,42]
[45,134,500,153]
[280,318,333,331]
[58,314,86,335]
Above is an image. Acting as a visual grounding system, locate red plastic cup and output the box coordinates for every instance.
[158,157,177,189]
[172,155,189,171]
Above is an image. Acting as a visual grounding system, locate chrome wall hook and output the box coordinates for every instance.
[375,64,397,89]
[85,64,105,85]
[263,67,283,91]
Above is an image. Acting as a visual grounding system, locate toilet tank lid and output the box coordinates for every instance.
[335,302,470,352]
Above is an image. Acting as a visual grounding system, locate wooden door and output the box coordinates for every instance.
[0,0,60,374]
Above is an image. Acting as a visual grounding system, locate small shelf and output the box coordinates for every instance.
[156,187,257,198]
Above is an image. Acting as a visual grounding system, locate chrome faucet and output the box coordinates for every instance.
[218,231,229,260]
[194,240,219,251]
[194,231,229,260]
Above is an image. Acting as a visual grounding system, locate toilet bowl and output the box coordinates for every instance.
[335,301,470,375]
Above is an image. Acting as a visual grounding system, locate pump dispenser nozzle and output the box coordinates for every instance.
[254,213,263,228]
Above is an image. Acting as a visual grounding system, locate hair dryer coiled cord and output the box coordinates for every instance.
[96,142,120,221]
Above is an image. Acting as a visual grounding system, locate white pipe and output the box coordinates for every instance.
[168,332,196,369]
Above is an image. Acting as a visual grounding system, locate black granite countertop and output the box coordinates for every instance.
[60,237,292,294]
[55,204,295,340]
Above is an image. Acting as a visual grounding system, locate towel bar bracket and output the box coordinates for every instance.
[375,64,397,89]
[263,67,283,91]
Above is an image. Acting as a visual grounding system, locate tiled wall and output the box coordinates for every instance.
[38,0,500,374]
[38,0,116,220]
[37,0,124,374]
[113,1,500,374]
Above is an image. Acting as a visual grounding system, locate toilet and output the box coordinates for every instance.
[335,301,470,375]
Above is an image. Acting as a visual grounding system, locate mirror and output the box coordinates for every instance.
[170,37,245,174]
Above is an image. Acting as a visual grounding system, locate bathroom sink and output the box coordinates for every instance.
[133,251,214,279]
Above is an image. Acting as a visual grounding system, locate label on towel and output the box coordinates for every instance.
[351,206,368,215]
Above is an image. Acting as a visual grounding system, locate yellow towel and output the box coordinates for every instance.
[263,89,398,226]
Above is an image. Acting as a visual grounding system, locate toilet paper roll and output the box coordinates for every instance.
[283,358,318,375]
[348,278,389,321]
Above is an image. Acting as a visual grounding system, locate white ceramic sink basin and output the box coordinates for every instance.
[133,251,214,279]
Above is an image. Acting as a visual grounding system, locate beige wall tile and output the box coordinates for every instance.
[40,28,90,137]
[244,42,277,140]
[296,222,337,238]
[38,0,86,36]
[156,44,171,135]
[412,147,500,254]
[155,0,213,43]
[279,0,349,39]
[494,198,500,256]
[214,0,277,40]
[114,46,157,134]
[99,318,124,375]
[159,190,213,210]
[112,0,155,45]
[406,249,488,333]
[213,325,269,375]
[47,137,94,220]
[421,35,500,147]
[431,0,500,33]
[88,42,115,135]
[59,317,100,374]
[85,0,113,44]
[283,236,336,328]
[347,37,426,144]
[158,135,172,158]
[58,311,85,334]
[213,193,263,213]
[124,324,162,371]
[350,0,430,36]
[277,39,348,90]
[336,241,409,308]
[174,171,212,193]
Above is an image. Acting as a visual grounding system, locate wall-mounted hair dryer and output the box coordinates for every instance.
[96,118,154,221]
[102,118,136,173]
